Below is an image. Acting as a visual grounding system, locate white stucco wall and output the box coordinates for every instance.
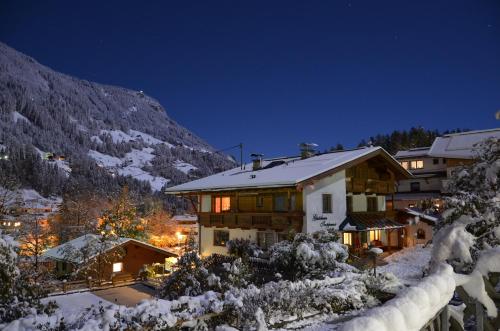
[302,170,346,233]
[199,225,258,256]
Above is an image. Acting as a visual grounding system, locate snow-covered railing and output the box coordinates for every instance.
[342,255,500,331]
[341,263,457,331]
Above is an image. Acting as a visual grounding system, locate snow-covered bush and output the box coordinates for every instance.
[226,238,262,259]
[220,258,252,290]
[159,251,220,300]
[269,229,348,280]
[0,231,56,323]
[360,272,404,296]
[2,291,225,331]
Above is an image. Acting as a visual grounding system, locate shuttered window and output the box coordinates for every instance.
[322,194,332,213]
[346,196,353,213]
[367,196,378,212]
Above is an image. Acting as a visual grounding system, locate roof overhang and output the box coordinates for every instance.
[339,213,405,231]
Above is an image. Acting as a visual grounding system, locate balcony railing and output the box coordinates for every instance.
[199,211,304,232]
[346,178,395,194]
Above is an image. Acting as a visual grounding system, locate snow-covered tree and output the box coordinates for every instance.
[431,137,500,272]
[0,231,56,323]
[159,251,218,299]
[430,138,500,323]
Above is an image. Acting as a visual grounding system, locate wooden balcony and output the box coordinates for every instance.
[346,179,395,194]
[199,211,304,232]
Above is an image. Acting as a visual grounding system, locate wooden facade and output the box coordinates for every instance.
[197,188,304,232]
[345,160,396,195]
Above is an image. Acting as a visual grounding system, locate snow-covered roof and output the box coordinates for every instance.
[394,147,431,159]
[165,147,412,193]
[402,208,440,224]
[172,214,198,222]
[428,128,500,159]
[43,234,176,263]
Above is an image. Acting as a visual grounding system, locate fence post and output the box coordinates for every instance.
[475,301,484,331]
[441,306,449,331]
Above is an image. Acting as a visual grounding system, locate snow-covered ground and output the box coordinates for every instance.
[88,147,170,191]
[12,111,30,123]
[377,245,431,285]
[42,292,113,315]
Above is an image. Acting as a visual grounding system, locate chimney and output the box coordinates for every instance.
[299,143,318,159]
[250,153,263,170]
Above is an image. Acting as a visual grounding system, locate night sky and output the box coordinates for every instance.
[1,1,499,159]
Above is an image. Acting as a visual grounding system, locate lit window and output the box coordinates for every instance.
[369,230,381,242]
[113,262,123,272]
[343,232,352,245]
[410,160,424,169]
[213,230,229,246]
[401,161,409,170]
[214,197,231,213]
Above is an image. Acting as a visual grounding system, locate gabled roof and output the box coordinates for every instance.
[428,128,500,159]
[43,234,176,263]
[165,146,412,193]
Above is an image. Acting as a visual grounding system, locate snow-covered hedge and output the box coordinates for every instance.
[223,272,375,329]
[2,291,224,331]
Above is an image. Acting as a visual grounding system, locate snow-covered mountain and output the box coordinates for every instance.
[0,41,233,199]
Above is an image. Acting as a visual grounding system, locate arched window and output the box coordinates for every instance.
[417,228,426,240]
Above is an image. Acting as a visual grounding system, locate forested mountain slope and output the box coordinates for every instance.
[0,42,233,203]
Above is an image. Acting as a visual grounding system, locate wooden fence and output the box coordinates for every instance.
[46,276,140,295]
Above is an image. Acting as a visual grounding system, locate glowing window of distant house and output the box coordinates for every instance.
[214,196,231,213]
[113,262,123,273]
[410,160,424,169]
[369,230,381,242]
[343,232,353,245]
[400,161,409,170]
